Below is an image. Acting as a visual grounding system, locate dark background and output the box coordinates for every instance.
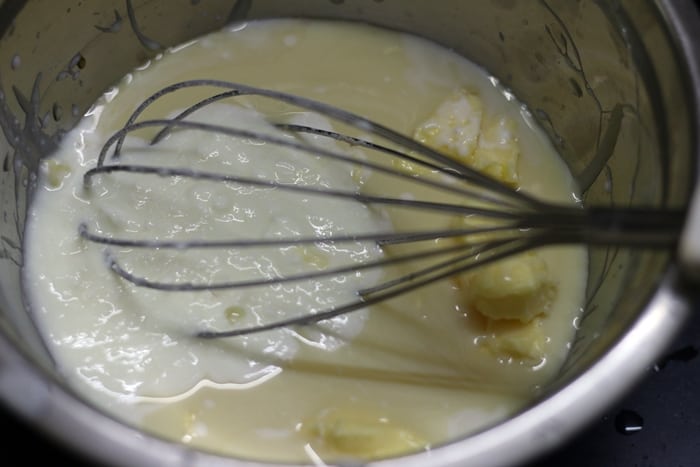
[528,302,700,467]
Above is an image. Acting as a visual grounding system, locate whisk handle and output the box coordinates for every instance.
[534,206,684,248]
[587,207,684,246]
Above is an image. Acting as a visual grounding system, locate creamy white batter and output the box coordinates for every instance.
[23,19,587,463]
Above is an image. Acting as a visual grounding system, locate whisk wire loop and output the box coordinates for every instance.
[79,79,685,338]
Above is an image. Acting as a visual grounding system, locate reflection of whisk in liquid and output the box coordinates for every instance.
[79,79,684,338]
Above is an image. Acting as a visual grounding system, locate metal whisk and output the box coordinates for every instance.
[79,79,686,338]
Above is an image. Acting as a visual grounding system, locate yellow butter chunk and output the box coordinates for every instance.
[480,318,547,362]
[413,89,520,187]
[305,407,427,459]
[43,159,72,189]
[465,252,557,323]
[414,89,484,159]
[468,115,519,187]
[224,305,246,324]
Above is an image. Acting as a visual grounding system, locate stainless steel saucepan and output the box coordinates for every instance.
[0,1,698,466]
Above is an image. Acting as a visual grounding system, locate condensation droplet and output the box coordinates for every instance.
[614,409,643,435]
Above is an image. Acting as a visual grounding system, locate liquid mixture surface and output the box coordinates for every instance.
[23,19,587,463]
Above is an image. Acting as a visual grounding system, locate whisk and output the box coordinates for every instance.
[79,79,688,338]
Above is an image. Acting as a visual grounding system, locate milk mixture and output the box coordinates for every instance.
[23,19,587,463]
